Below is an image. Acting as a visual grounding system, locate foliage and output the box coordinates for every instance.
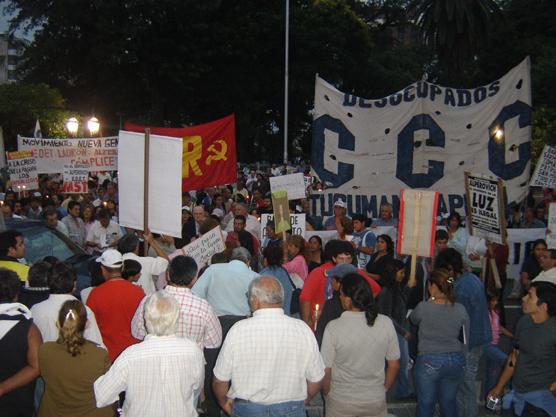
[0,83,68,149]
[410,0,503,73]
[2,0,556,163]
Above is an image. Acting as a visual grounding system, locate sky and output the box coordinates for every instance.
[0,8,34,39]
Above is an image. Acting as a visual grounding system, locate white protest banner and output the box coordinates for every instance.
[260,213,306,241]
[7,151,38,190]
[310,58,531,219]
[17,135,118,173]
[62,164,89,194]
[180,226,225,269]
[270,172,306,200]
[397,190,438,258]
[465,172,506,244]
[118,130,182,237]
[547,203,556,249]
[530,145,556,188]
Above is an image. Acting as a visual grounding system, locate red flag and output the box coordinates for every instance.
[124,115,237,191]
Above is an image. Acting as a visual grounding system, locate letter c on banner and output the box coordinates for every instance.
[396,114,445,188]
[488,100,531,181]
[312,115,355,187]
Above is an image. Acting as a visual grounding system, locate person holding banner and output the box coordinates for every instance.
[446,212,468,259]
[324,200,348,231]
[518,239,547,293]
[365,235,395,284]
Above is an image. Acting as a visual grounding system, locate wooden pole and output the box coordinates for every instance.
[143,128,150,256]
[410,191,422,282]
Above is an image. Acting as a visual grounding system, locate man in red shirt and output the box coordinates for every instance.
[87,249,145,361]
[300,240,380,328]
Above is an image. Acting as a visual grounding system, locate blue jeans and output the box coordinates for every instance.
[483,344,508,398]
[457,345,484,417]
[395,333,413,398]
[414,352,465,417]
[232,399,305,417]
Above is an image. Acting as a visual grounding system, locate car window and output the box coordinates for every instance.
[21,226,77,264]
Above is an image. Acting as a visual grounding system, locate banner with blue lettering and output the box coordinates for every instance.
[311,58,531,219]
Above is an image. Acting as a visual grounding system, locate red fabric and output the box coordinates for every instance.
[300,262,380,311]
[124,114,237,191]
[87,280,145,362]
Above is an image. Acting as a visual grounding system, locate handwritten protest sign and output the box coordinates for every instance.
[547,203,556,249]
[180,226,225,269]
[270,173,306,200]
[465,172,506,244]
[7,151,38,190]
[18,136,118,173]
[260,213,306,241]
[63,164,89,194]
[272,191,291,233]
[530,145,556,188]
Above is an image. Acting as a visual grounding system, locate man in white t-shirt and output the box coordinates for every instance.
[532,249,556,285]
[86,209,123,252]
[118,232,169,295]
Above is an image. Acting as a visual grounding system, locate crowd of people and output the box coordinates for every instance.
[0,165,555,417]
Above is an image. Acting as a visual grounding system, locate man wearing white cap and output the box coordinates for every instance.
[87,249,145,362]
[323,199,349,231]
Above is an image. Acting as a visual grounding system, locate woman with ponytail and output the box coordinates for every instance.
[409,269,470,417]
[321,273,400,417]
[38,300,113,417]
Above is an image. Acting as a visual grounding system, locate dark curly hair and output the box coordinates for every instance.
[341,273,378,326]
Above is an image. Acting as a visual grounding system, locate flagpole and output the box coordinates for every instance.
[283,0,289,165]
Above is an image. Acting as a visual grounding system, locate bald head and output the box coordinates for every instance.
[248,276,284,311]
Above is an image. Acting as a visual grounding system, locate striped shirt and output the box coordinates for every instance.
[131,285,222,349]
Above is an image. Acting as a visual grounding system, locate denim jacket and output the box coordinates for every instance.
[454,271,492,348]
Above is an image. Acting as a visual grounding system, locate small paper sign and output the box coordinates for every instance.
[272,190,291,233]
[7,150,38,190]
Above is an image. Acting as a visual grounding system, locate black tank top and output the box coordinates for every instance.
[0,314,35,417]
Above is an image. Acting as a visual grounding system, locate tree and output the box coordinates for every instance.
[411,0,502,74]
[0,83,68,150]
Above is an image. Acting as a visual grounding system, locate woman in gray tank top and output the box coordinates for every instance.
[410,269,470,417]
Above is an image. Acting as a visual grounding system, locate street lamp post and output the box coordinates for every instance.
[66,116,101,137]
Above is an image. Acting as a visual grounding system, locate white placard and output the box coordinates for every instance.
[260,213,306,241]
[397,189,438,257]
[180,226,225,269]
[269,172,306,200]
[547,203,556,249]
[530,145,556,188]
[465,173,506,244]
[62,164,89,194]
[18,136,118,173]
[7,151,38,190]
[118,130,182,237]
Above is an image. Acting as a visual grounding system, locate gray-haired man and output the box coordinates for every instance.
[213,276,324,417]
[94,291,204,417]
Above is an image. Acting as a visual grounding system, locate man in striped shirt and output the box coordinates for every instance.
[131,255,222,350]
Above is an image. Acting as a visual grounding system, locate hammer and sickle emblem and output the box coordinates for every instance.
[205,139,228,166]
